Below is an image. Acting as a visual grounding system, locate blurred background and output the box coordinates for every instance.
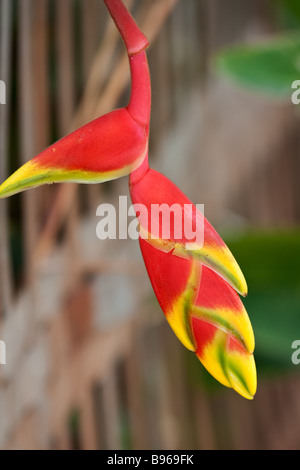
[0,0,300,450]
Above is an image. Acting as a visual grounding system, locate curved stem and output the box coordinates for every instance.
[127,51,151,129]
[127,51,151,184]
[103,0,151,185]
[129,152,149,186]
[103,0,149,56]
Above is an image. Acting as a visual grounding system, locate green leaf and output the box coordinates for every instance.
[215,33,300,97]
[278,0,300,26]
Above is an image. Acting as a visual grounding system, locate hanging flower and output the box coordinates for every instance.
[0,0,256,398]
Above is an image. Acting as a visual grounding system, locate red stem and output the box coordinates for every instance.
[103,0,151,184]
[103,0,149,56]
[127,51,151,128]
[129,151,149,186]
[127,51,151,184]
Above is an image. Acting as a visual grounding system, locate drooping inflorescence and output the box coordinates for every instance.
[0,0,256,399]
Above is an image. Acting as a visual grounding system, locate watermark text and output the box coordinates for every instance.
[96,196,205,249]
[291,80,300,105]
[0,340,6,365]
[0,80,6,105]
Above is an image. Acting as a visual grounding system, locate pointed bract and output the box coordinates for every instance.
[130,168,247,296]
[0,0,151,200]
[139,238,256,399]
[192,317,256,400]
[0,109,148,199]
[192,265,254,354]
[139,237,200,351]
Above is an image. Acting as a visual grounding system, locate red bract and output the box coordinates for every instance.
[139,237,256,399]
[129,167,247,296]
[0,2,151,199]
[0,0,256,398]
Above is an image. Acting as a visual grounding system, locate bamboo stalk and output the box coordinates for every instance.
[0,0,13,317]
[18,0,38,286]
[55,0,75,136]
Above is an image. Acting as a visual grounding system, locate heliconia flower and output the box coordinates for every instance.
[0,0,151,200]
[0,0,256,398]
[139,237,256,400]
[129,166,248,297]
